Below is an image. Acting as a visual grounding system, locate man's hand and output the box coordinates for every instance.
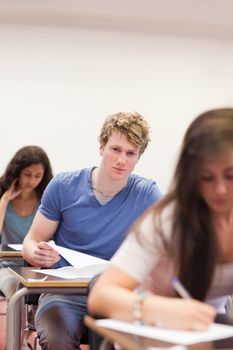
[33,241,60,268]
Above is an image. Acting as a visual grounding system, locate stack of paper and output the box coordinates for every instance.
[32,243,109,279]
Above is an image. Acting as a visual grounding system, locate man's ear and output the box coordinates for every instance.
[99,144,104,156]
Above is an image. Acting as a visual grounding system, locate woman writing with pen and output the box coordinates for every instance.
[88,108,233,331]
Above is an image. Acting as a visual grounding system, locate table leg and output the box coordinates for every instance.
[6,287,28,350]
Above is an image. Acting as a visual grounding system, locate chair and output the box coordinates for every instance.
[22,273,103,350]
[22,294,90,349]
[22,294,40,350]
[21,284,94,350]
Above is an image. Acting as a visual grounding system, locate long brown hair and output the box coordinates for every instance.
[143,108,233,300]
[0,145,53,199]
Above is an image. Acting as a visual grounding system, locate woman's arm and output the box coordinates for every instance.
[0,180,22,234]
[23,211,60,267]
[88,265,216,331]
[0,193,9,234]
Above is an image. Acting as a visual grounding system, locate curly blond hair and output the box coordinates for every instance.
[99,112,150,155]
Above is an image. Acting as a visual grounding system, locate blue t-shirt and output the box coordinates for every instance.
[2,202,38,246]
[39,167,162,267]
[1,202,38,267]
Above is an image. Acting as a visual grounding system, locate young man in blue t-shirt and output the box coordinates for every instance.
[23,111,162,350]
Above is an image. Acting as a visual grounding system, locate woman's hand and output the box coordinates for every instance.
[32,241,60,268]
[1,179,22,203]
[144,296,216,330]
[0,179,23,233]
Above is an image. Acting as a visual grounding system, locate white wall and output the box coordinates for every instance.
[0,21,233,192]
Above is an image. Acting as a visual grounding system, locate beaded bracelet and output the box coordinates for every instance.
[133,293,146,325]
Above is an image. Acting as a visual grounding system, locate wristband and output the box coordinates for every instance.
[133,293,146,325]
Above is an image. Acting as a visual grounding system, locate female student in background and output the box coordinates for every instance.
[88,108,233,331]
[0,145,53,298]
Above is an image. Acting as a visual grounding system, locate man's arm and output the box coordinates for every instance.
[23,211,60,267]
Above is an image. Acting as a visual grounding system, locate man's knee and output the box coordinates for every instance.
[35,302,82,350]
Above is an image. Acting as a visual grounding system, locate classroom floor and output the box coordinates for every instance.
[0,299,89,350]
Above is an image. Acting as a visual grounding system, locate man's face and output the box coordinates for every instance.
[99,131,140,181]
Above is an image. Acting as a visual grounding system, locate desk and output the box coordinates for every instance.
[7,266,90,350]
[0,244,23,261]
[84,315,233,350]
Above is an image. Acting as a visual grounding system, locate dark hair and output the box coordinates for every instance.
[0,145,53,199]
[141,108,233,300]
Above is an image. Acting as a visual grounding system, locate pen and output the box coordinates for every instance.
[171,277,191,298]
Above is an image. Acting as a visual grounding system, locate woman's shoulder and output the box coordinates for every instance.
[137,201,175,243]
[141,201,175,226]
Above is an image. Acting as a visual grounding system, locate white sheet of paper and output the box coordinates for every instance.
[147,346,187,350]
[31,243,109,279]
[95,319,233,345]
[46,242,108,269]
[7,244,23,251]
[32,264,109,279]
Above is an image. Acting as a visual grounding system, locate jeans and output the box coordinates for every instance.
[35,294,88,350]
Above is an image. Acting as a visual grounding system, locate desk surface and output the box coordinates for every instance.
[0,244,22,257]
[85,315,233,350]
[8,266,89,288]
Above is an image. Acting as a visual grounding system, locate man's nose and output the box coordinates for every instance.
[116,154,126,164]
